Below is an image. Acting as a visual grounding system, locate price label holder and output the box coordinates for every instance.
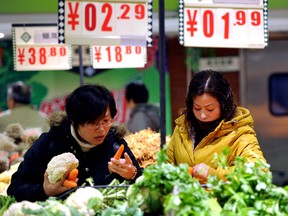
[179,0,268,48]
[58,0,153,46]
[91,45,147,68]
[12,24,72,71]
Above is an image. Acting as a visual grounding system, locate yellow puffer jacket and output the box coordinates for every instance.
[166,107,267,180]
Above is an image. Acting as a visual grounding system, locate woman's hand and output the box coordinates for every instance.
[192,163,209,183]
[43,171,72,197]
[108,152,137,180]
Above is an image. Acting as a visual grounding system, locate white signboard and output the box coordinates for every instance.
[214,0,260,4]
[91,45,147,68]
[12,25,72,71]
[63,0,150,46]
[179,0,268,48]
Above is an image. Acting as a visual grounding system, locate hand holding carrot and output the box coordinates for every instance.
[113,144,124,159]
[63,168,78,188]
[108,144,137,179]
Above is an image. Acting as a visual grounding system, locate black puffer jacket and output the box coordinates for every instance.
[7,112,142,202]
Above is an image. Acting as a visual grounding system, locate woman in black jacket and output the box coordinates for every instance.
[7,84,142,202]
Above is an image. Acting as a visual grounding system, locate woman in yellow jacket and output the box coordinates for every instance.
[166,69,267,183]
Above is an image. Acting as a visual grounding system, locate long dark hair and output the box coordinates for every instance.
[66,84,117,128]
[184,70,237,135]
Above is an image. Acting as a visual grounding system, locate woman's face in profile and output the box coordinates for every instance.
[193,93,221,122]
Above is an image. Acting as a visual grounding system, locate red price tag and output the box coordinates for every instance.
[91,45,146,68]
[15,45,71,71]
[65,1,148,46]
[184,7,265,48]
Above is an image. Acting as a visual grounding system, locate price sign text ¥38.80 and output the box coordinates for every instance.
[15,45,71,71]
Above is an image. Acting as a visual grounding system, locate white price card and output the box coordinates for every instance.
[12,24,72,71]
[64,0,149,46]
[184,8,264,48]
[91,45,147,68]
[179,0,268,48]
[14,45,71,71]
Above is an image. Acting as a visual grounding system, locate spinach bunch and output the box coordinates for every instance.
[127,147,221,215]
[208,151,288,215]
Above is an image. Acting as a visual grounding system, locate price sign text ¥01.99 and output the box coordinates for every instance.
[184,8,265,48]
[65,1,148,45]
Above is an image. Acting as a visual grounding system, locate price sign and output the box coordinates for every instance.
[63,0,150,46]
[15,45,71,71]
[179,0,268,48]
[12,24,72,71]
[91,45,147,68]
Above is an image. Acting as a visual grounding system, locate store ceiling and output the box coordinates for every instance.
[0,10,287,40]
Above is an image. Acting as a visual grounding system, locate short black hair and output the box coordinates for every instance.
[125,81,148,104]
[66,84,117,128]
[7,81,31,104]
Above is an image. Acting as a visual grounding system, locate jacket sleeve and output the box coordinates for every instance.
[7,133,52,202]
[166,126,178,165]
[208,134,267,181]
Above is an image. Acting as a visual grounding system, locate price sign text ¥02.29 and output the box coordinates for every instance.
[65,1,147,36]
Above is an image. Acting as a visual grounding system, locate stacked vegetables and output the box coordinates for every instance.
[125,129,170,168]
[2,147,288,215]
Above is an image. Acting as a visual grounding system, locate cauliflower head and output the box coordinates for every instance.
[3,200,43,216]
[65,187,103,216]
[47,152,79,184]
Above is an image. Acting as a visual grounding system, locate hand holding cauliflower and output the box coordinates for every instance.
[46,152,79,184]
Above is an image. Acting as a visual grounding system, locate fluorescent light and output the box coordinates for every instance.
[0,33,4,38]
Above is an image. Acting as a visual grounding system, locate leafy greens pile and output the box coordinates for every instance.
[207,149,288,215]
[126,146,221,215]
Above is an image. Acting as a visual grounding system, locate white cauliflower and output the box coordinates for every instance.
[3,200,43,216]
[42,199,72,216]
[47,152,79,184]
[65,186,103,216]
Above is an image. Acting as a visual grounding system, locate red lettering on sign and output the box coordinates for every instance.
[17,48,25,65]
[39,48,47,64]
[85,4,97,31]
[94,46,102,62]
[186,10,198,37]
[135,4,145,19]
[115,46,122,62]
[251,11,261,26]
[67,2,80,30]
[203,10,214,38]
[28,48,36,65]
[120,4,130,19]
[221,13,229,39]
[102,3,113,31]
[235,11,246,26]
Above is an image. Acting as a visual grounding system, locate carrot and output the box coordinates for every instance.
[188,166,193,175]
[67,168,79,181]
[114,144,124,159]
[63,179,77,188]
